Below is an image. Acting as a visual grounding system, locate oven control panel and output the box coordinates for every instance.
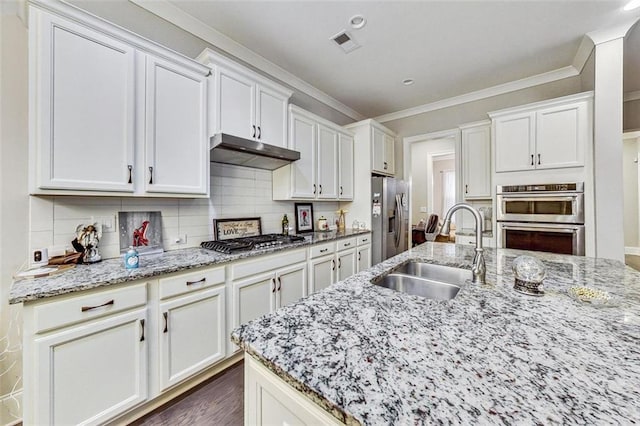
[498,182,583,193]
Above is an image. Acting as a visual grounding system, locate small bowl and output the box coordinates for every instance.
[568,286,619,307]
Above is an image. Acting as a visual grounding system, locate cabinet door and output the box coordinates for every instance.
[234,272,276,328]
[159,287,225,391]
[494,112,535,172]
[35,309,147,425]
[33,10,135,192]
[383,133,395,175]
[144,55,208,194]
[276,263,307,308]
[338,133,354,200]
[317,124,338,199]
[372,128,385,173]
[256,85,289,147]
[217,67,255,140]
[289,111,316,198]
[535,101,586,169]
[337,248,356,281]
[357,244,371,272]
[309,255,335,293]
[462,124,491,199]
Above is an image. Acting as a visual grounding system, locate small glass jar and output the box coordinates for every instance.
[512,255,546,296]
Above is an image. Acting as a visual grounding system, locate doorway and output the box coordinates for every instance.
[403,129,460,242]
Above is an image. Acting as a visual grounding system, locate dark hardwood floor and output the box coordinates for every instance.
[131,361,244,426]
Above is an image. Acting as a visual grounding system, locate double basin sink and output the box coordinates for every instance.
[372,261,471,301]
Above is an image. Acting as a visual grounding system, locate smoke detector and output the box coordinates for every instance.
[330,31,360,54]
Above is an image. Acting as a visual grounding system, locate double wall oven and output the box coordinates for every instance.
[496,183,585,256]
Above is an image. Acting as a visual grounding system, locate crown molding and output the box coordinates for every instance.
[586,16,640,45]
[625,90,640,102]
[572,35,594,72]
[129,0,366,121]
[375,65,579,123]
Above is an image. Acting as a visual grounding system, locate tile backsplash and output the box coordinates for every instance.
[29,163,340,260]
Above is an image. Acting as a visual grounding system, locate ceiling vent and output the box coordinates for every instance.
[330,31,360,54]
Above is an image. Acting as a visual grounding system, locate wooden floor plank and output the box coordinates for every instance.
[131,361,244,426]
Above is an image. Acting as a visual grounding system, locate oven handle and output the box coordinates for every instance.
[499,195,579,202]
[499,224,582,233]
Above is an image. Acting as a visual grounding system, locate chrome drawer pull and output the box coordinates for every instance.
[81,299,114,312]
[186,277,206,286]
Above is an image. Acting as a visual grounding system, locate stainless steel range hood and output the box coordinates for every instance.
[209,133,300,170]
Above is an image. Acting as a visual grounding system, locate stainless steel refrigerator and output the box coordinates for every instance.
[371,176,409,265]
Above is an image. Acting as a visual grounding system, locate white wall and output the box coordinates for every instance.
[0,8,27,425]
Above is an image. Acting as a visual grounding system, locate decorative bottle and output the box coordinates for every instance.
[124,246,139,269]
[282,214,289,236]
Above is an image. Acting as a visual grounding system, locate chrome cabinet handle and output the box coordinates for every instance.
[186,277,206,286]
[277,276,282,291]
[163,312,168,333]
[127,165,133,184]
[140,319,145,342]
[81,300,114,312]
[148,166,153,184]
[538,154,541,165]
[252,125,256,138]
[257,126,261,139]
[530,155,534,166]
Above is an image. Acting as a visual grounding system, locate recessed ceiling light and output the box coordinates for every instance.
[349,15,366,29]
[402,78,415,86]
[624,0,640,10]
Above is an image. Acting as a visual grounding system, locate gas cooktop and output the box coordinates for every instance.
[200,234,305,254]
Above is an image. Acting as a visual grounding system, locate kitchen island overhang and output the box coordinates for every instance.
[233,242,640,425]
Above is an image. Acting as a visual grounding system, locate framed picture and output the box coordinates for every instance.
[118,211,164,255]
[294,203,314,233]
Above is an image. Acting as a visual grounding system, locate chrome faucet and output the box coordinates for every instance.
[439,203,486,285]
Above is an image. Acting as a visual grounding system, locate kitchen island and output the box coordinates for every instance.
[233,242,640,424]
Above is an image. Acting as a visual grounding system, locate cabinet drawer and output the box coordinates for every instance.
[33,282,147,334]
[336,237,357,251]
[357,234,371,246]
[159,266,225,300]
[309,242,335,259]
[233,249,306,280]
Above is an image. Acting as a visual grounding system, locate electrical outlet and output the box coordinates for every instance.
[174,235,187,244]
[97,215,116,233]
[420,206,427,213]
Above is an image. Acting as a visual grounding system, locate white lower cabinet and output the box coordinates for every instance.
[309,254,336,293]
[357,244,372,272]
[245,355,342,425]
[308,236,368,293]
[159,286,226,391]
[336,248,356,281]
[28,282,149,426]
[232,249,307,329]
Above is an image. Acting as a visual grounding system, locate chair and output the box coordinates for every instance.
[423,214,439,241]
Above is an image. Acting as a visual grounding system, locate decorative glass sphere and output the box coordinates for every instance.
[512,255,546,296]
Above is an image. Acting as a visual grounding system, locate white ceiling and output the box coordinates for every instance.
[164,0,640,119]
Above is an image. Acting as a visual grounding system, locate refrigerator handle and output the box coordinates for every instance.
[394,194,401,248]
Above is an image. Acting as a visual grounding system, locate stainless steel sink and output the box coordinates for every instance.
[393,262,472,284]
[372,262,471,300]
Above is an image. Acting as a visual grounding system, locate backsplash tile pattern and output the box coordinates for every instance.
[29,163,340,260]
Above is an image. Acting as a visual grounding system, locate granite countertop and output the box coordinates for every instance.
[9,229,370,304]
[232,242,640,425]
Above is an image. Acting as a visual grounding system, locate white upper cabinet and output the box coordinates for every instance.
[272,105,354,201]
[461,121,491,199]
[491,92,591,173]
[372,127,396,176]
[144,55,208,195]
[217,68,256,140]
[199,49,292,148]
[338,133,354,200]
[317,124,338,199]
[31,9,136,192]
[29,5,210,196]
